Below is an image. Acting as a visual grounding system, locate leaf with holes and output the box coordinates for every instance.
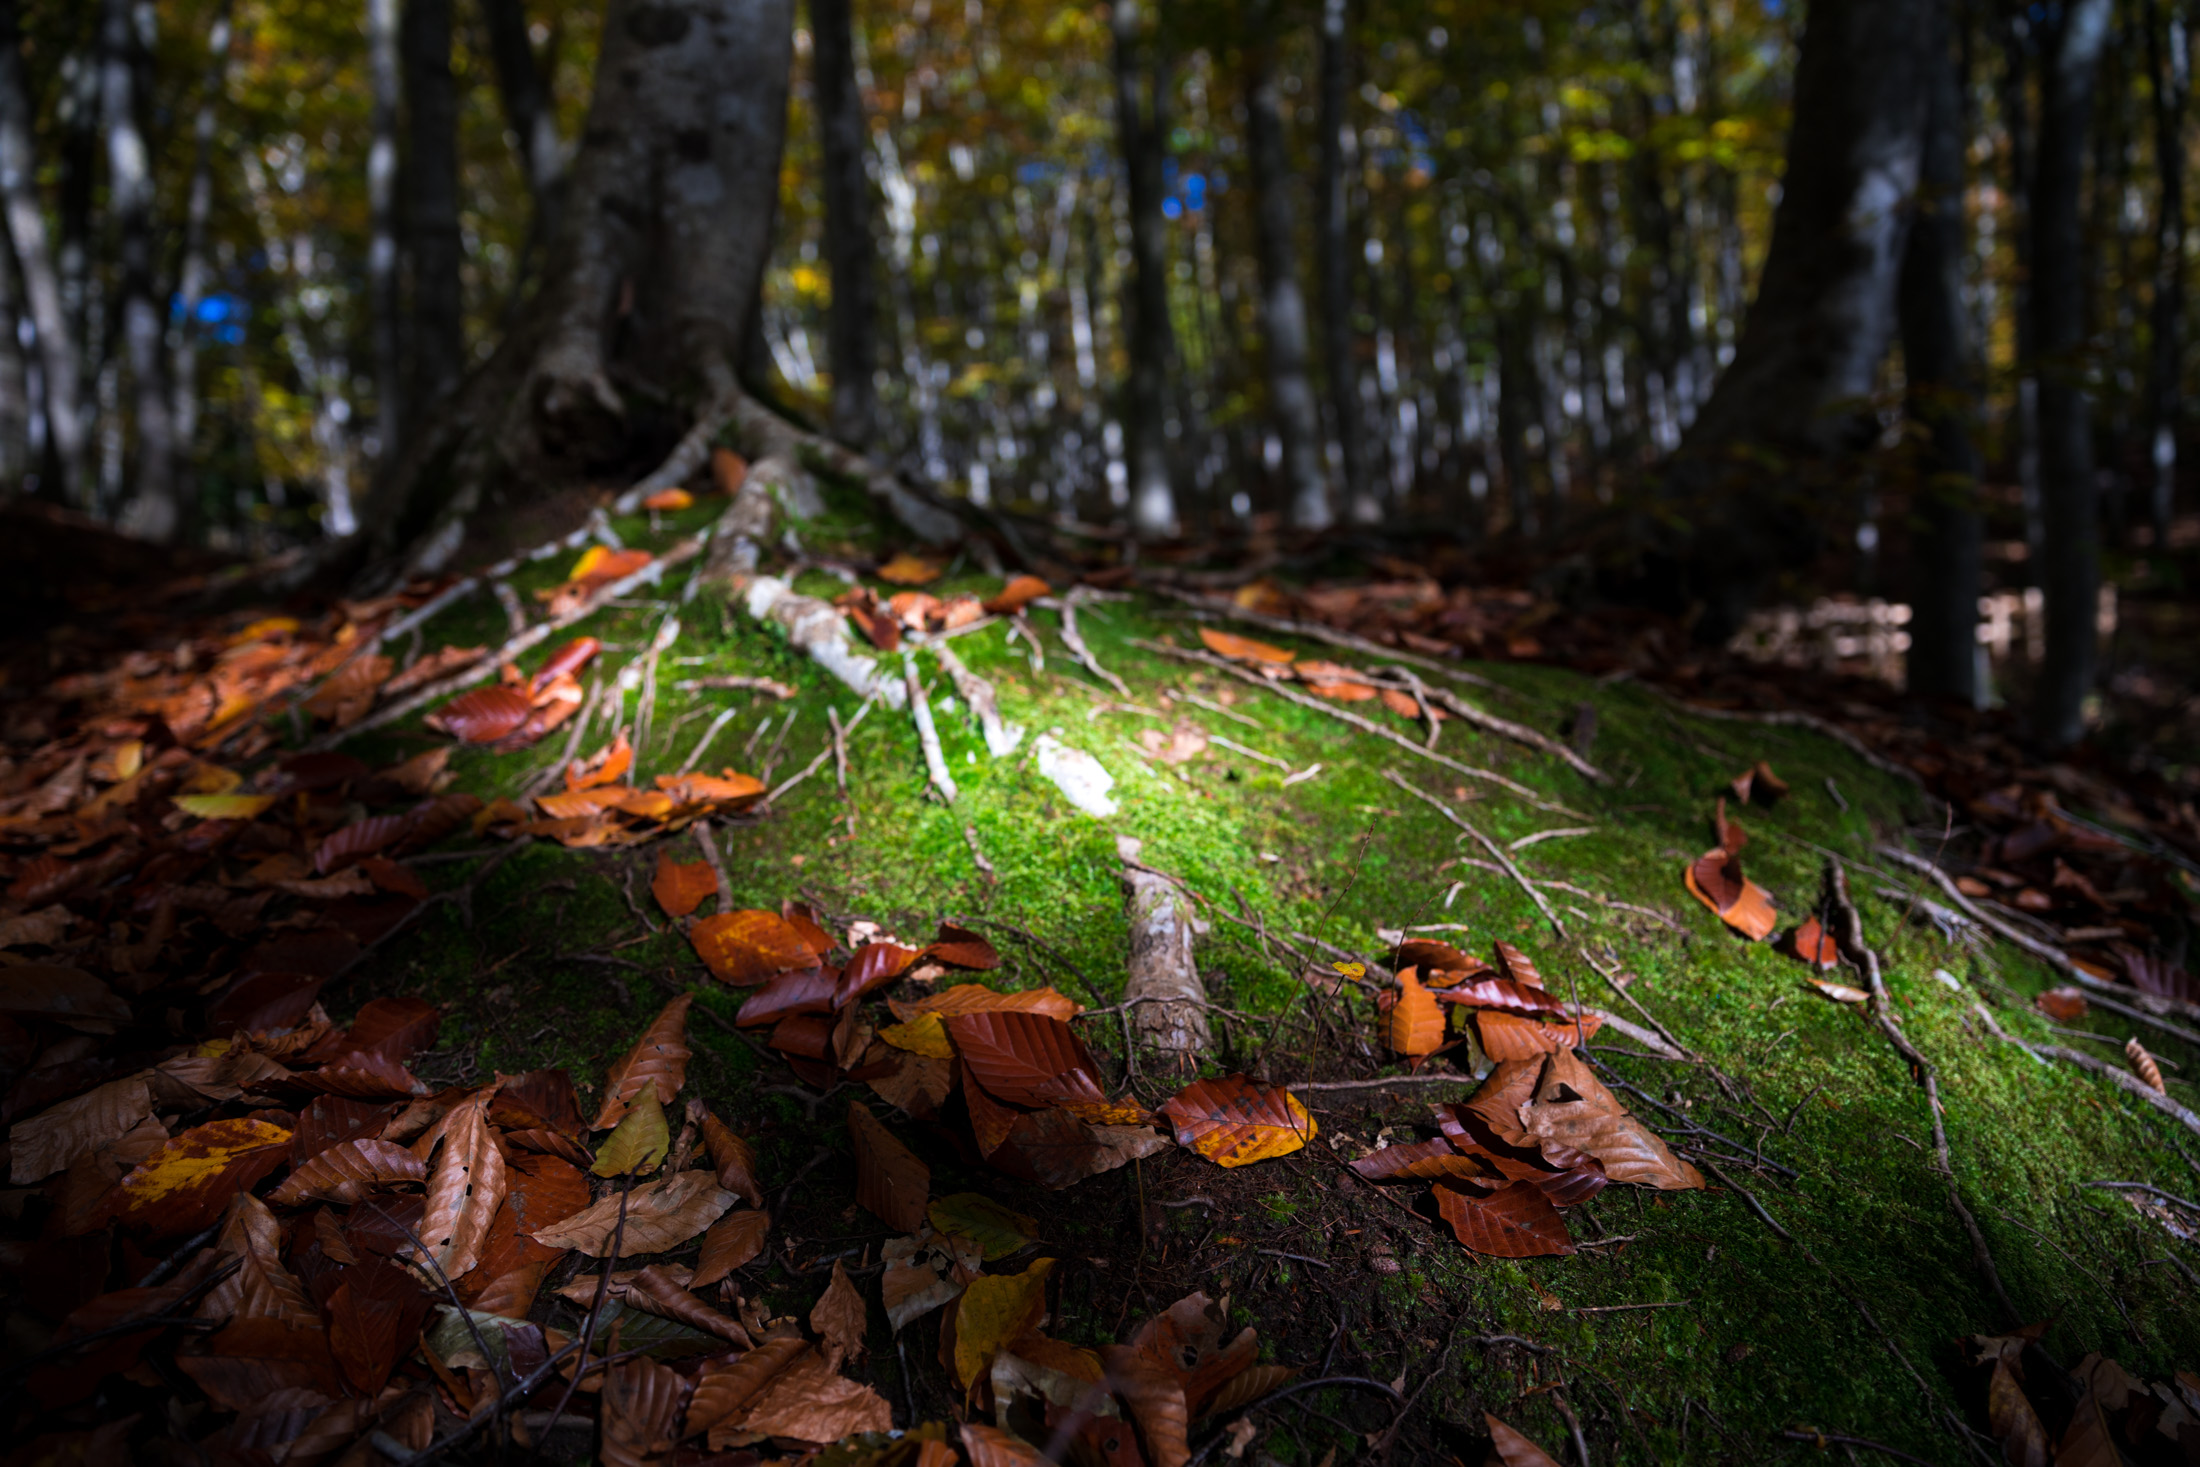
[593,994,691,1130]
[1159,1075,1315,1168]
[650,853,716,919]
[1433,1180,1574,1257]
[849,1099,929,1232]
[268,1138,426,1205]
[945,1011,1108,1108]
[691,910,820,985]
[1385,968,1446,1057]
[427,686,532,744]
[413,1090,507,1280]
[1516,1048,1703,1190]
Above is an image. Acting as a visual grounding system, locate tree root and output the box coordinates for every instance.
[1825,861,2020,1325]
[1118,835,1209,1068]
[1972,1001,2200,1140]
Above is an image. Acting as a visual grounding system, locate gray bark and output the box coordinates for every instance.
[1316,0,1362,520]
[369,0,402,461]
[1242,14,1329,530]
[2033,0,2114,747]
[366,0,795,569]
[2145,0,2187,548]
[811,0,877,445]
[56,44,96,494]
[1666,0,1933,640]
[1899,0,1983,706]
[102,0,176,541]
[1112,0,1178,537]
[0,0,87,503]
[404,0,466,422]
[1999,17,2045,569]
[478,0,564,219]
[1118,839,1208,1067]
[0,227,24,487]
[171,3,234,484]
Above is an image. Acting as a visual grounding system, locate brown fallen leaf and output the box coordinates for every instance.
[593,994,692,1131]
[962,1421,1050,1467]
[892,983,1081,1023]
[1385,967,1445,1057]
[1433,1181,1574,1258]
[739,1348,895,1441]
[982,575,1052,615]
[1477,1010,1602,1060]
[811,1259,868,1369]
[413,1090,507,1281]
[2036,987,2089,1022]
[530,1170,738,1255]
[1516,1048,1704,1190]
[690,1208,771,1289]
[10,1075,153,1184]
[1684,846,1778,942]
[691,910,820,985]
[1784,915,1840,970]
[1486,1412,1566,1467]
[1158,1075,1315,1168]
[878,552,946,585]
[947,1010,1110,1109]
[98,1116,295,1237]
[849,1099,930,1232]
[650,853,718,920]
[600,1355,688,1467]
[687,1336,810,1443]
[267,1137,427,1205]
[1197,628,1295,664]
[2128,1038,2167,1093]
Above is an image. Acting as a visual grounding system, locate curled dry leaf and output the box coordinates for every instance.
[1684,847,1778,942]
[593,994,692,1130]
[946,1010,1108,1108]
[1428,976,1563,1016]
[1196,628,1295,664]
[687,1336,812,1443]
[2128,1038,2167,1093]
[837,940,921,1007]
[849,1099,930,1232]
[1158,1075,1315,1168]
[1385,968,1446,1057]
[1434,1181,1574,1258]
[267,1137,426,1205]
[690,910,820,985]
[698,1109,764,1206]
[1515,1048,1704,1190]
[1784,916,1840,970]
[982,575,1052,615]
[925,922,1002,970]
[530,1169,738,1256]
[962,1422,1049,1467]
[650,853,717,919]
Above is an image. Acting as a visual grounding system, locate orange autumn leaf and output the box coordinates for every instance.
[691,910,820,985]
[1683,847,1778,942]
[651,853,718,919]
[593,995,693,1130]
[1197,627,1295,664]
[1785,916,1840,970]
[1159,1075,1315,1167]
[641,487,694,512]
[1386,968,1446,1057]
[848,1099,929,1232]
[1476,1009,1603,1061]
[566,733,633,791]
[981,575,1052,615]
[889,984,1081,1024]
[877,552,945,586]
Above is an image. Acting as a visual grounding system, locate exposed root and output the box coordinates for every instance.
[903,655,959,804]
[1055,587,1133,698]
[1973,1002,2200,1141]
[1118,834,1210,1068]
[738,577,905,710]
[1825,861,2019,1325]
[928,640,1022,756]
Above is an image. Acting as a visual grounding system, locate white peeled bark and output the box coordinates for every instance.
[740,576,906,710]
[1118,836,1207,1065]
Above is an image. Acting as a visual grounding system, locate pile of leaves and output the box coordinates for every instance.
[839,572,1053,653]
[1378,938,1607,1065]
[1968,1322,2200,1465]
[1194,627,1448,724]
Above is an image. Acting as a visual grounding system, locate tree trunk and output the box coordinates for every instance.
[811,0,876,446]
[102,0,176,541]
[1899,0,1983,706]
[2145,0,2187,549]
[365,0,796,572]
[1317,0,1364,521]
[2033,0,2114,747]
[478,0,563,221]
[0,224,25,487]
[2000,16,2045,569]
[171,2,234,492]
[369,0,403,462]
[0,0,88,504]
[1242,11,1329,531]
[56,41,97,502]
[404,0,466,425]
[1112,0,1177,537]
[1666,0,1933,639]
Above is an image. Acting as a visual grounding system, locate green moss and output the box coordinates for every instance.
[342,582,2200,1462]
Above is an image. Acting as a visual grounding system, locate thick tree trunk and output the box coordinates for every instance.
[0,0,88,503]
[102,0,177,541]
[1666,0,1932,639]
[1316,0,1364,521]
[1899,0,1983,707]
[171,3,234,488]
[811,0,877,446]
[1242,15,1329,531]
[365,0,795,572]
[369,0,403,462]
[2145,0,2187,549]
[404,0,466,424]
[2034,0,2114,747]
[1113,0,1178,537]
[478,0,564,221]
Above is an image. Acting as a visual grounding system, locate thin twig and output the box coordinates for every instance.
[903,654,959,803]
[1385,770,1566,938]
[693,822,733,913]
[1972,1003,2200,1140]
[544,1173,636,1439]
[1057,587,1133,697]
[1776,1429,1940,1467]
[678,703,744,776]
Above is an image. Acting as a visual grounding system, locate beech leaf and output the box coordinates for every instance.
[530,1170,737,1255]
[1515,1048,1704,1190]
[593,1080,669,1177]
[849,1099,930,1232]
[1158,1075,1316,1167]
[593,995,692,1131]
[1433,1180,1574,1257]
[1385,968,1446,1056]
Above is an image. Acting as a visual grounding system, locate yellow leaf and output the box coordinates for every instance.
[231,616,300,644]
[879,1012,956,1059]
[952,1257,1054,1388]
[928,1193,1038,1260]
[592,1081,669,1177]
[1331,961,1366,981]
[179,764,243,796]
[1159,1075,1316,1168]
[877,552,945,586]
[174,793,278,821]
[567,545,613,582]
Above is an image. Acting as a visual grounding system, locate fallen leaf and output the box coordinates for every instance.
[878,551,946,585]
[1427,976,1563,1016]
[601,1355,687,1467]
[1732,760,1789,807]
[0,964,133,1029]
[2036,987,2088,1022]
[1476,1010,1602,1061]
[1385,968,1446,1057]
[737,1348,894,1442]
[699,1109,764,1206]
[927,1193,1038,1260]
[812,1259,869,1369]
[689,1208,771,1288]
[1197,628,1295,664]
[174,792,279,820]
[947,1010,1110,1108]
[962,1422,1050,1467]
[691,910,821,985]
[594,1081,670,1176]
[594,994,692,1131]
[1808,979,1871,1004]
[650,853,717,919]
[925,922,1002,969]
[427,686,532,744]
[327,1256,432,1395]
[531,1170,738,1255]
[100,1117,294,1237]
[1204,1362,1298,1418]
[642,487,694,512]
[1486,1412,1566,1467]
[1684,847,1778,941]
[849,1099,930,1232]
[713,447,749,494]
[895,983,1081,1023]
[1515,1048,1704,1190]
[954,1257,1054,1387]
[267,1138,426,1205]
[881,1011,957,1058]
[11,1076,153,1184]
[413,1090,507,1281]
[983,575,1053,614]
[1785,916,1840,970]
[1434,1181,1574,1257]
[688,1336,809,1442]
[1158,1075,1315,1167]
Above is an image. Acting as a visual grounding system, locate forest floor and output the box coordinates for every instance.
[5,482,2200,1467]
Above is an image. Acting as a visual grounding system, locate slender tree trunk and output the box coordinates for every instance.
[0,232,25,487]
[171,2,234,490]
[1112,0,1177,537]
[1243,11,1329,530]
[365,0,795,568]
[1317,0,1364,520]
[1900,0,1984,706]
[812,0,877,446]
[2001,17,2045,569]
[2034,0,2114,746]
[102,0,176,541]
[56,42,97,490]
[404,0,465,425]
[478,0,563,221]
[0,0,88,503]
[1665,0,1933,639]
[369,0,402,465]
[2145,0,2187,548]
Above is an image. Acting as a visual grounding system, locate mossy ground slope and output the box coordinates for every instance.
[341,510,2200,1465]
